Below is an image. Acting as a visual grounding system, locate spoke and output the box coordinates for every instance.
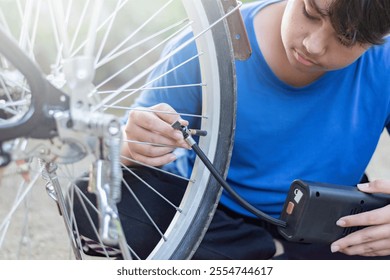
[73,188,113,258]
[69,0,90,55]
[0,100,30,114]
[0,219,8,248]
[48,0,65,66]
[0,76,16,113]
[49,0,73,70]
[16,0,42,60]
[96,18,190,68]
[94,0,128,64]
[97,52,202,112]
[58,0,73,58]
[69,0,129,58]
[0,167,42,234]
[17,196,32,258]
[50,0,70,59]
[0,71,31,93]
[58,163,134,259]
[105,105,206,120]
[121,177,168,241]
[64,0,73,28]
[27,0,42,60]
[0,8,11,34]
[94,20,191,91]
[83,0,103,57]
[0,10,11,68]
[97,0,174,67]
[75,186,100,216]
[122,164,181,213]
[121,155,193,183]
[0,178,26,247]
[123,139,178,149]
[64,182,84,259]
[91,2,242,112]
[98,83,204,94]
[55,163,88,184]
[15,0,25,46]
[17,0,32,51]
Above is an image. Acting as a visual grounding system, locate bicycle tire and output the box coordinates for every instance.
[0,0,236,260]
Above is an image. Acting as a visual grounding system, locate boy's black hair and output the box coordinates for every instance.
[328,0,390,46]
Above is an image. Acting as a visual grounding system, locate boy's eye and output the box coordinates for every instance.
[302,4,320,21]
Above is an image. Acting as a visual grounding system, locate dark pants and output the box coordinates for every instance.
[73,168,389,260]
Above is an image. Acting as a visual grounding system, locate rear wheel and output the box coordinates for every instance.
[0,0,236,259]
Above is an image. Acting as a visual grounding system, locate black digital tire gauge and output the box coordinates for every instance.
[278,180,390,243]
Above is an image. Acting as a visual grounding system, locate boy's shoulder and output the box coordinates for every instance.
[365,36,390,66]
[240,0,283,19]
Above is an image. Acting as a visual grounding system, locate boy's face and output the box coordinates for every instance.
[281,0,369,73]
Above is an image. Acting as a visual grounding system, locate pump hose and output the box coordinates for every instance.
[191,143,286,228]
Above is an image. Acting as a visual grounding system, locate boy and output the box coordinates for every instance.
[123,0,390,259]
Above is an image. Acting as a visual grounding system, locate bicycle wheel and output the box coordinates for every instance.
[0,0,237,259]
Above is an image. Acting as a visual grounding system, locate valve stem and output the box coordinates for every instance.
[189,129,207,137]
[171,121,207,138]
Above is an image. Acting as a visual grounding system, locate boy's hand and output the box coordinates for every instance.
[122,103,189,167]
[331,180,390,257]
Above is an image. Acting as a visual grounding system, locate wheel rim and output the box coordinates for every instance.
[0,0,236,260]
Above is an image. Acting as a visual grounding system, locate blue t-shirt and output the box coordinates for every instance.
[132,0,390,218]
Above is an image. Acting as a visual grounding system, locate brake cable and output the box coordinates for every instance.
[172,121,287,228]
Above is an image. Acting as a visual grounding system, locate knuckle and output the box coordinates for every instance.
[149,133,167,146]
[360,232,375,243]
[156,103,180,121]
[128,108,136,119]
[362,243,377,254]
[124,122,133,135]
[143,115,155,129]
[143,145,156,157]
[365,214,379,225]
[131,152,142,162]
[157,102,173,111]
[128,109,140,123]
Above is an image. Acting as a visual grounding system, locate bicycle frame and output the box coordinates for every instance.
[0,28,69,144]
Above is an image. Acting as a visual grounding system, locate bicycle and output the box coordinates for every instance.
[0,0,251,259]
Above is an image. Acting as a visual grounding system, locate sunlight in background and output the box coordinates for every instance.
[0,0,184,87]
[0,0,254,94]
[0,0,190,110]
